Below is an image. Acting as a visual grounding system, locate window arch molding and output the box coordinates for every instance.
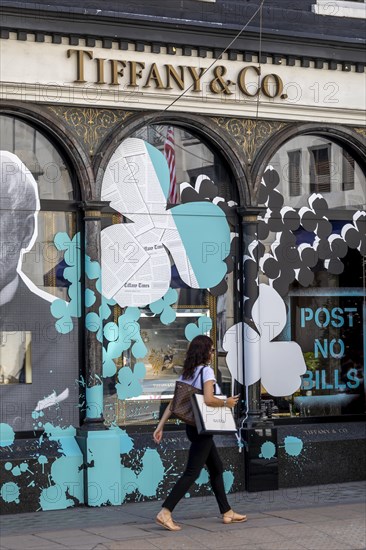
[93,111,251,208]
[0,102,93,202]
[252,123,366,201]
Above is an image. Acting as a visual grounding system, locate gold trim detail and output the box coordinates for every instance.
[84,210,101,218]
[47,106,133,155]
[354,127,366,138]
[211,117,288,161]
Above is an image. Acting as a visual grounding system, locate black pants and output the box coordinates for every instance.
[162,424,231,514]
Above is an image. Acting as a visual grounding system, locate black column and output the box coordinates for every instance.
[79,200,109,430]
[239,207,266,425]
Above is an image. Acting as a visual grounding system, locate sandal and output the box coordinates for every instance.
[223,510,247,524]
[156,513,182,531]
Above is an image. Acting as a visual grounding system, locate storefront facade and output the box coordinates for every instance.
[0,0,365,513]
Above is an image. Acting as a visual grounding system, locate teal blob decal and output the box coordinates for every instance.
[195,468,209,486]
[0,424,15,447]
[185,316,213,341]
[149,288,178,325]
[137,449,165,497]
[284,436,304,457]
[259,441,276,459]
[223,470,234,493]
[1,482,20,504]
[116,364,146,400]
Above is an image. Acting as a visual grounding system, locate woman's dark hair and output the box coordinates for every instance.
[182,335,213,380]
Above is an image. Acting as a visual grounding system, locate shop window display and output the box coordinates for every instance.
[0,116,80,430]
[101,124,238,426]
[258,134,365,418]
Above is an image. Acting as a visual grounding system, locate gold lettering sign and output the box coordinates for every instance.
[67,49,286,99]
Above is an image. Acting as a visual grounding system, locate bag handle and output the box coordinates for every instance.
[191,366,203,388]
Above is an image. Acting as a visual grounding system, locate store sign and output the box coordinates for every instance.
[1,39,365,122]
[299,301,363,391]
[67,49,286,99]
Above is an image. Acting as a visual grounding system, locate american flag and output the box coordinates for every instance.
[164,126,179,204]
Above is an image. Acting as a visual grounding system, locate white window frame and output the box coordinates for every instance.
[312,0,366,19]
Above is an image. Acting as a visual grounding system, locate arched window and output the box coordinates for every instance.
[101,123,240,426]
[0,115,81,432]
[267,134,365,210]
[257,133,365,418]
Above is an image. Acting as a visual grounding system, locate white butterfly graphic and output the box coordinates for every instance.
[100,138,231,307]
[223,284,306,397]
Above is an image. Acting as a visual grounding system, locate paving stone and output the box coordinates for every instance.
[36,532,111,546]
[299,537,354,550]
[253,539,308,550]
[312,518,366,548]
[264,509,337,523]
[94,541,159,550]
[149,534,210,549]
[0,535,65,550]
[269,523,321,539]
[83,525,156,540]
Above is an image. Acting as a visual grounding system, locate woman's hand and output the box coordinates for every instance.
[153,426,163,444]
[226,394,240,408]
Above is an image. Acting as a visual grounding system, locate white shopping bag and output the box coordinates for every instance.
[191,394,237,434]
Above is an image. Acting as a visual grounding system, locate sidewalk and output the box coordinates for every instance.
[1,482,365,550]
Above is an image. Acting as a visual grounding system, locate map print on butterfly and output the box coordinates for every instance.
[101,138,231,307]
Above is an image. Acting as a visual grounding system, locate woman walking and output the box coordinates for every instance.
[153,335,246,531]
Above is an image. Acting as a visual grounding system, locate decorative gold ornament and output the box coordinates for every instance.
[211,117,289,161]
[47,106,133,155]
[354,127,366,138]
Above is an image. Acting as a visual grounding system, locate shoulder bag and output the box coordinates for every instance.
[169,366,205,426]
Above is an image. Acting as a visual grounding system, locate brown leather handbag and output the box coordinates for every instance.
[169,367,206,425]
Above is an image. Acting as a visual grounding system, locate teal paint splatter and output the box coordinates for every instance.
[137,449,165,497]
[31,410,44,420]
[1,482,20,503]
[223,470,234,493]
[86,430,122,506]
[120,448,165,502]
[195,468,209,486]
[38,455,49,473]
[259,441,276,459]
[0,424,15,447]
[85,385,103,419]
[284,436,304,457]
[110,426,134,455]
[121,467,138,501]
[5,462,12,471]
[39,435,83,511]
[42,423,76,453]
